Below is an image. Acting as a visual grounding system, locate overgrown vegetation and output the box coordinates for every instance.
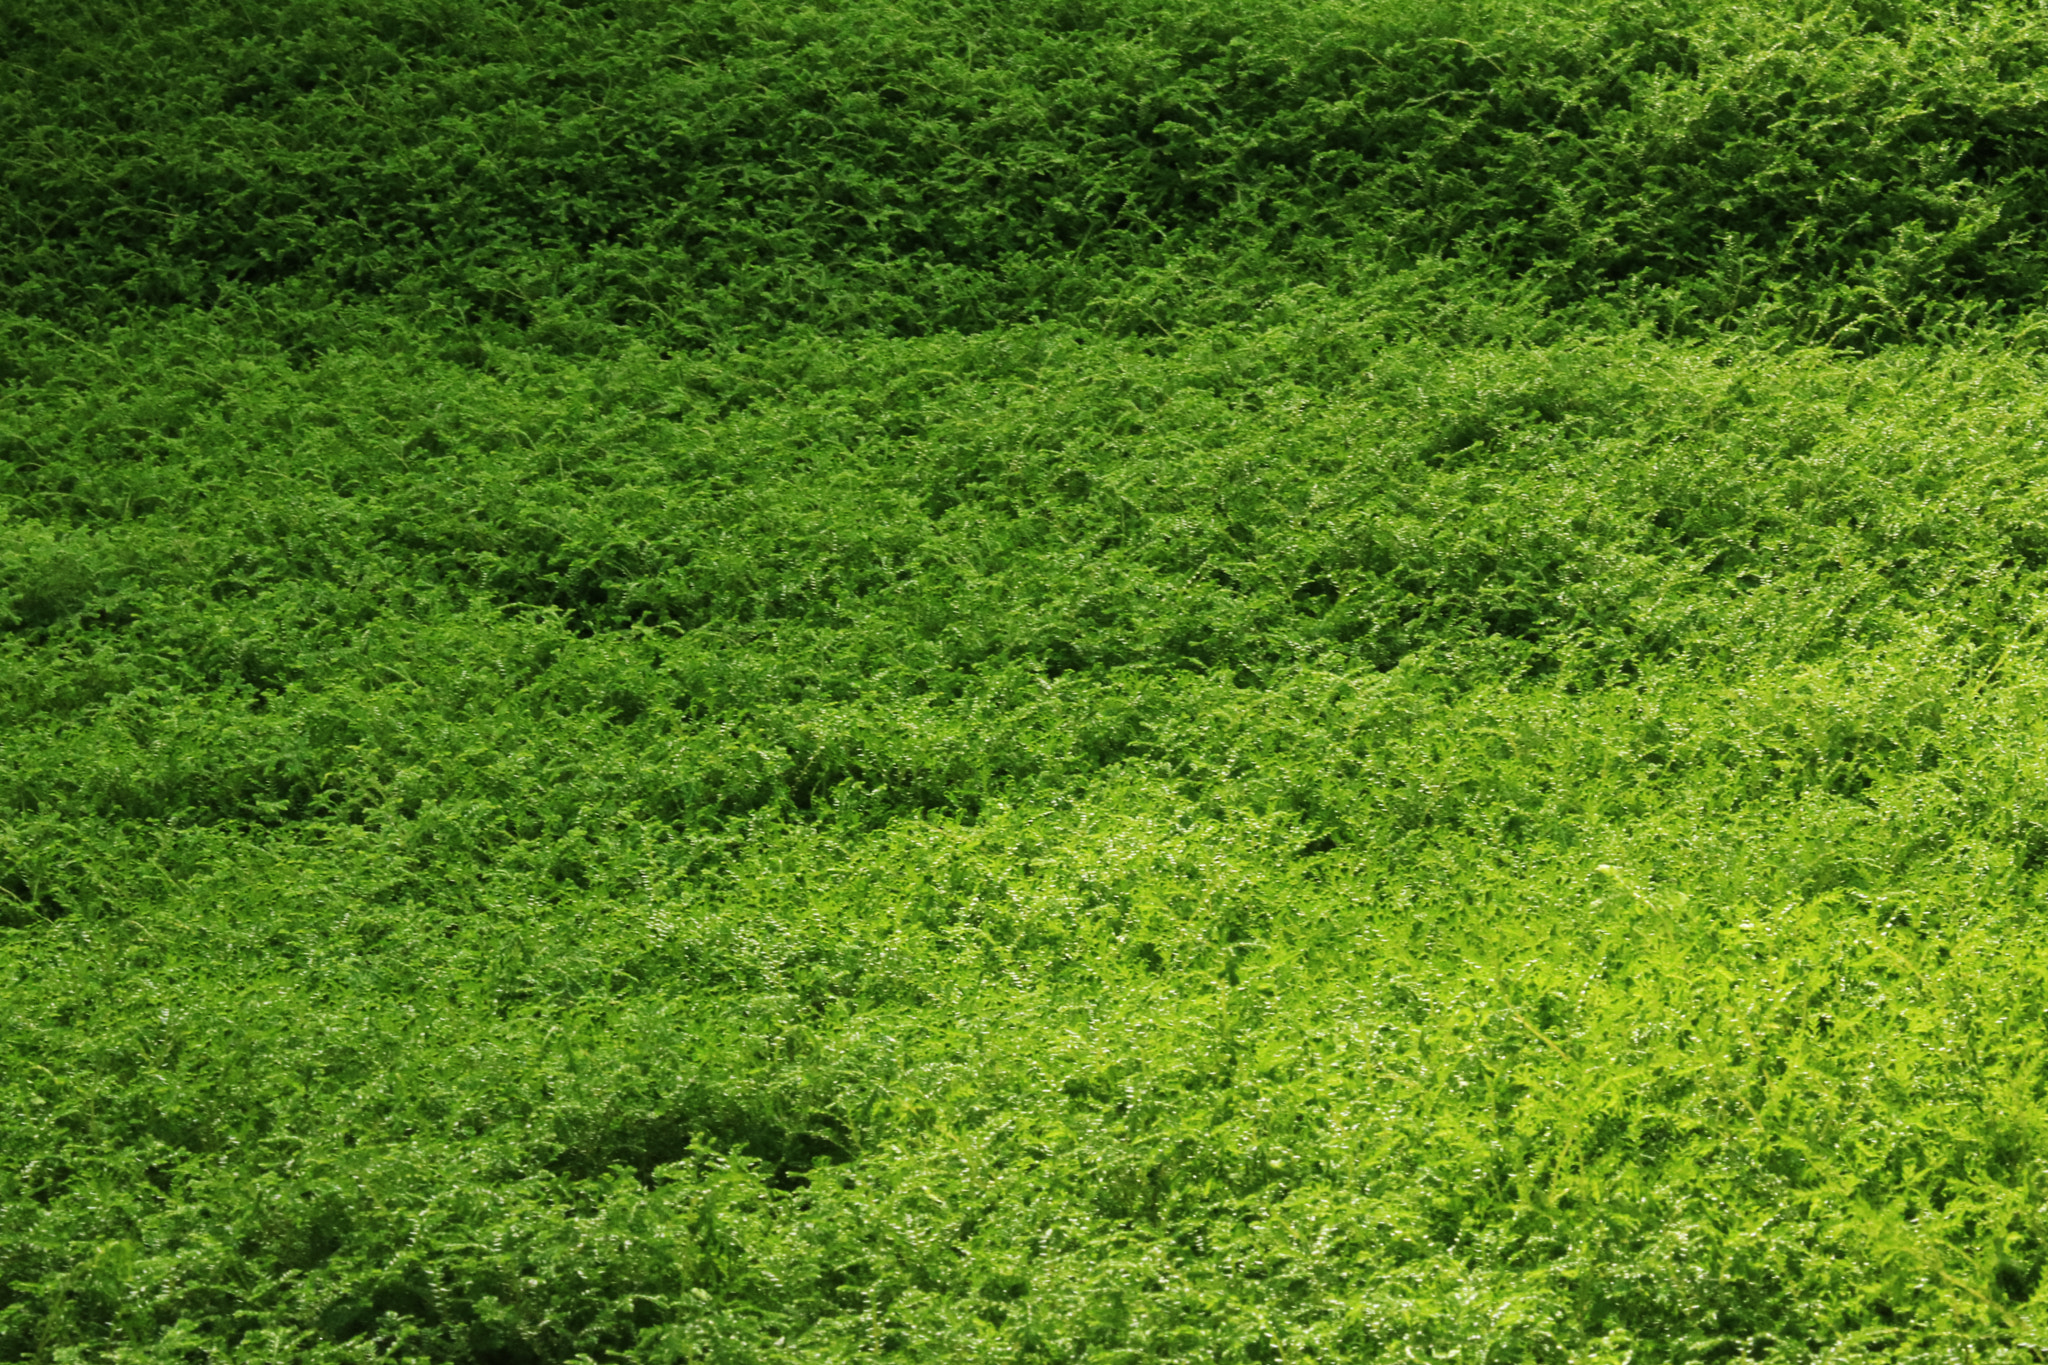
[8,0,2048,1360]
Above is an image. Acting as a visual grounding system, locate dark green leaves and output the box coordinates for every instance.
[9,0,2048,345]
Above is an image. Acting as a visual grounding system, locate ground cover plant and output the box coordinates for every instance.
[9,0,2048,1360]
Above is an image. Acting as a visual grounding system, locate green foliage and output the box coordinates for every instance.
[11,0,2048,1360]
[7,0,2048,345]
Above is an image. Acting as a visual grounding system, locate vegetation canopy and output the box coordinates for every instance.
[7,0,2048,1360]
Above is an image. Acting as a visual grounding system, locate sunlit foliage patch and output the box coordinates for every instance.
[8,1,2048,1361]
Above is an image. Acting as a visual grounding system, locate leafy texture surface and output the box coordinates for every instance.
[8,2,2048,1362]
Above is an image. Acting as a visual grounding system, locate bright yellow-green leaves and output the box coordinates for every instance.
[9,316,2048,1360]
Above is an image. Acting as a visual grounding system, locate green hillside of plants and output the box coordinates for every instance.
[8,1,2048,1361]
